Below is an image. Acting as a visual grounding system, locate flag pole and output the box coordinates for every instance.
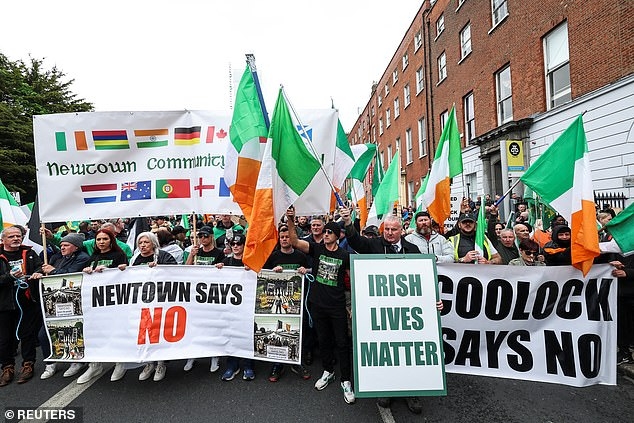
[245,54,270,130]
[493,178,522,207]
[282,87,345,207]
[40,223,48,265]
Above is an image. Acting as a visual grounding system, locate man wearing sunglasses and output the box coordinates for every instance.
[285,208,356,405]
[509,239,545,266]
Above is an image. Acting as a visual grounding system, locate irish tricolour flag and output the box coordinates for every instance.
[0,179,28,229]
[520,115,599,275]
[243,88,321,272]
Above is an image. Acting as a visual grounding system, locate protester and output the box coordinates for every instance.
[286,208,355,404]
[610,257,634,364]
[213,214,244,248]
[404,211,454,262]
[509,239,546,266]
[156,227,184,264]
[448,213,501,264]
[0,226,43,386]
[544,225,572,266]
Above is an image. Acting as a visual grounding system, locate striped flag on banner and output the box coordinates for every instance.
[174,126,201,146]
[134,129,169,148]
[92,130,130,150]
[81,183,118,204]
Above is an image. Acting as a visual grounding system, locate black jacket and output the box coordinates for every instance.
[0,246,43,311]
[344,224,421,254]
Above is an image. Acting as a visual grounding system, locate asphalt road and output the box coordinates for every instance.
[3,355,634,423]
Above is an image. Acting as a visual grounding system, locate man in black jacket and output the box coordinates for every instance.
[340,209,420,255]
[0,226,43,386]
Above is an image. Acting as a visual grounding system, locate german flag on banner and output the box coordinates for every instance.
[134,129,169,148]
[174,126,201,146]
[92,130,130,150]
[156,179,191,199]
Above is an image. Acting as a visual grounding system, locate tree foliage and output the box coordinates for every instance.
[0,53,93,203]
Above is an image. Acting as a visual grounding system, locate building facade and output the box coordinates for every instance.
[349,0,634,213]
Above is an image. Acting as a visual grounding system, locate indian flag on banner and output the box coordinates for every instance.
[0,179,28,229]
[520,115,599,275]
[225,66,269,220]
[174,126,201,146]
[348,143,376,228]
[243,88,321,272]
[366,152,399,228]
[134,129,169,148]
[420,106,463,228]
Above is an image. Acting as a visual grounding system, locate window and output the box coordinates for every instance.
[386,108,391,127]
[379,118,384,135]
[404,85,411,107]
[438,52,447,82]
[394,98,400,118]
[544,22,571,109]
[406,129,413,164]
[491,0,508,27]
[387,144,393,164]
[460,23,472,59]
[385,83,390,97]
[464,92,475,142]
[465,173,477,201]
[378,95,382,106]
[436,14,445,37]
[496,65,513,124]
[402,53,409,70]
[392,69,398,85]
[440,110,449,132]
[418,118,427,158]
[372,127,377,143]
[416,67,424,93]
[408,181,415,206]
[415,31,422,51]
[357,127,362,139]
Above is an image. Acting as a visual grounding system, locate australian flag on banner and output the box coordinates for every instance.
[121,181,152,201]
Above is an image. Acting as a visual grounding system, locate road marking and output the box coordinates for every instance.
[20,365,113,423]
[378,404,396,423]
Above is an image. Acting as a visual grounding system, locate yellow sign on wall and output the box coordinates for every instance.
[506,140,525,172]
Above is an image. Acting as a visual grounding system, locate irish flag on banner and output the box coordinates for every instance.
[420,106,463,229]
[225,66,269,220]
[348,143,376,228]
[520,115,599,275]
[0,179,28,229]
[243,88,321,272]
[366,152,399,228]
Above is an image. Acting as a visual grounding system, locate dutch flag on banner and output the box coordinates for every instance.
[81,183,118,204]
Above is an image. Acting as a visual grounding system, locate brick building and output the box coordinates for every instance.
[349,0,634,215]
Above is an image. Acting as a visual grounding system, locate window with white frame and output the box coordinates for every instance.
[418,118,427,158]
[379,118,384,135]
[384,83,390,97]
[491,0,508,27]
[372,127,376,143]
[394,98,400,118]
[544,22,571,109]
[416,67,424,93]
[402,53,409,70]
[386,108,391,127]
[415,31,422,51]
[381,150,386,169]
[387,144,393,164]
[465,172,477,201]
[464,92,475,142]
[408,181,415,206]
[357,127,362,139]
[371,105,375,117]
[437,14,445,36]
[438,52,447,82]
[440,110,449,132]
[378,95,382,106]
[392,69,398,85]
[496,65,513,124]
[460,23,472,59]
[404,85,411,107]
[406,129,413,164]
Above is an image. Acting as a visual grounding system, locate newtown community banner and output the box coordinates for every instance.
[33,110,337,222]
[40,266,305,364]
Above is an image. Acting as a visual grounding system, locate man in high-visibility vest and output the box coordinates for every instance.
[449,212,501,264]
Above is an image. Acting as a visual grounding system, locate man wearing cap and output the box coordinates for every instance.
[213,214,244,248]
[405,211,454,263]
[449,213,501,264]
[186,226,225,266]
[362,225,379,238]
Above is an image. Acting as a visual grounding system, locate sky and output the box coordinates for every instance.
[1,0,423,132]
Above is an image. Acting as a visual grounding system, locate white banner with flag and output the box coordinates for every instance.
[439,263,616,387]
[33,110,337,222]
[40,266,305,364]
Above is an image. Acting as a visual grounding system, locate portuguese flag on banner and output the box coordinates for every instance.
[156,179,191,198]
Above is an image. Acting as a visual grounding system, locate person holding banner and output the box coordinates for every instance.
[110,231,176,383]
[286,208,356,405]
[0,226,43,387]
[544,225,572,266]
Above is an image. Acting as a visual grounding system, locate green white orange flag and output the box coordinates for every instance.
[0,179,28,229]
[243,88,321,272]
[420,106,463,228]
[225,66,269,219]
[520,115,599,275]
[332,119,355,190]
[366,152,400,228]
[409,174,429,230]
[347,143,376,228]
[604,202,634,255]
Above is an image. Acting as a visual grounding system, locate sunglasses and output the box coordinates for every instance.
[324,229,337,235]
[197,234,210,238]
[523,251,538,256]
[230,242,243,246]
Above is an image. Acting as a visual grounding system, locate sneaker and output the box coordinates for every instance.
[377,397,391,408]
[40,363,57,380]
[221,366,240,381]
[138,363,155,381]
[63,363,85,378]
[110,363,127,381]
[341,381,356,404]
[314,370,335,390]
[153,362,166,381]
[16,361,35,384]
[184,359,195,372]
[268,364,284,382]
[209,357,219,373]
[77,363,103,384]
[0,365,15,387]
[243,368,255,381]
[406,396,423,414]
[290,364,311,380]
